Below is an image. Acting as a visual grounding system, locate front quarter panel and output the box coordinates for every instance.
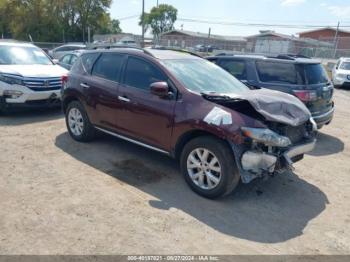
[171,92,266,150]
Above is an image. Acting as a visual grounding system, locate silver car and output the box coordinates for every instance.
[49,44,86,60]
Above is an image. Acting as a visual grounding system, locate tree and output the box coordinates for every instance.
[0,0,121,42]
[140,4,177,41]
[109,19,122,34]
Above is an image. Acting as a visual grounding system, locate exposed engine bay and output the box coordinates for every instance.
[202,89,317,183]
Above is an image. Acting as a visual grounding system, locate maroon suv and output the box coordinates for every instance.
[62,48,317,198]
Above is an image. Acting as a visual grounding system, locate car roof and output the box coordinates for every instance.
[61,43,86,47]
[82,47,201,60]
[209,54,321,64]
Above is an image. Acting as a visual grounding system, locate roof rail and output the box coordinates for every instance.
[88,45,155,57]
[150,46,203,58]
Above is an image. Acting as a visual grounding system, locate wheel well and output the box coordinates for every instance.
[174,130,231,160]
[62,96,79,114]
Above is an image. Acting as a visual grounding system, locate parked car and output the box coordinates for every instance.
[207,54,334,129]
[62,48,317,199]
[116,40,138,47]
[194,44,215,52]
[0,41,68,111]
[49,43,86,60]
[332,57,350,88]
[56,50,84,70]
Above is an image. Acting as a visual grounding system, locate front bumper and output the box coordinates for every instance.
[0,83,61,104]
[233,139,316,184]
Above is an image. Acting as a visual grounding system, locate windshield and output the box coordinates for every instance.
[0,45,52,65]
[340,62,350,70]
[161,59,249,94]
[301,64,329,85]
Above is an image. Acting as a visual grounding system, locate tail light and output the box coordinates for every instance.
[61,75,68,83]
[293,90,317,102]
[61,75,68,89]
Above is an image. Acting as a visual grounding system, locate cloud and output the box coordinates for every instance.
[281,0,305,6]
[322,4,350,18]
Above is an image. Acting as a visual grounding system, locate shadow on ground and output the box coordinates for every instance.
[55,132,329,244]
[0,107,63,126]
[308,132,344,157]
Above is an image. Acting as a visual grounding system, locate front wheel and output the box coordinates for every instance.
[180,136,240,199]
[65,101,96,142]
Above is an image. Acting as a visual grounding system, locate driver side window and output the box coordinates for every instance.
[124,57,166,90]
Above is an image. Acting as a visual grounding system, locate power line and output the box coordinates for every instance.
[115,14,350,29]
[117,14,139,21]
[177,17,350,29]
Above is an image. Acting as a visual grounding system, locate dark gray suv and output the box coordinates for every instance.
[207,54,334,128]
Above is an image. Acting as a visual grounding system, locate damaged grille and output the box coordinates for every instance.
[269,122,311,144]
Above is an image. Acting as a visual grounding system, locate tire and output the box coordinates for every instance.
[180,136,240,199]
[65,100,96,142]
[0,96,7,114]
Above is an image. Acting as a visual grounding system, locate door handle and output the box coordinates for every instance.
[80,83,90,88]
[118,96,131,103]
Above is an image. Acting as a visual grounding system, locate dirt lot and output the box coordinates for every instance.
[0,90,349,255]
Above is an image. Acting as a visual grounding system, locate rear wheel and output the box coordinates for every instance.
[65,101,96,142]
[180,136,240,199]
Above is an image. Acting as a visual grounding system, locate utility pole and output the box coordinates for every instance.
[333,21,340,58]
[157,0,159,7]
[206,27,211,53]
[142,0,145,47]
[88,26,91,44]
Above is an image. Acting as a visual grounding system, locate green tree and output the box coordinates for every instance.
[140,4,177,40]
[0,0,121,42]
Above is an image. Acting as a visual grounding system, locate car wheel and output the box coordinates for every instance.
[180,136,240,199]
[65,101,95,142]
[0,97,7,114]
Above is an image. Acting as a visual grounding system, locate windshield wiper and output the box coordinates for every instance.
[201,92,243,102]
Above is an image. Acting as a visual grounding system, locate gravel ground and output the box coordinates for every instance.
[0,89,349,255]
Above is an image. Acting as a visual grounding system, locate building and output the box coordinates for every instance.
[298,27,350,55]
[159,30,247,51]
[93,33,153,47]
[246,30,332,57]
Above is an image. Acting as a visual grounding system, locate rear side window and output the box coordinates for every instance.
[124,57,166,90]
[256,61,301,84]
[92,53,125,82]
[219,60,247,80]
[81,53,99,73]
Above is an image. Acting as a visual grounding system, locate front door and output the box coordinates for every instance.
[116,56,176,151]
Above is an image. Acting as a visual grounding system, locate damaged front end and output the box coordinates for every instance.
[231,122,316,183]
[202,90,317,183]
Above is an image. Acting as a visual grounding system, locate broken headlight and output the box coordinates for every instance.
[241,127,292,147]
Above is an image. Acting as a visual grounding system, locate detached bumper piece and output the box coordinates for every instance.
[233,139,316,184]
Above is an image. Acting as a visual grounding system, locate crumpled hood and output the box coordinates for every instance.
[0,64,68,78]
[230,89,311,126]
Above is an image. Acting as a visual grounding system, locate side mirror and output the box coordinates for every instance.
[52,59,59,64]
[150,82,169,98]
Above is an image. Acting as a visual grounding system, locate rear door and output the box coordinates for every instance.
[217,59,248,81]
[82,53,126,130]
[116,56,176,150]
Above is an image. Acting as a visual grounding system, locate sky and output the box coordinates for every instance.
[110,0,350,37]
